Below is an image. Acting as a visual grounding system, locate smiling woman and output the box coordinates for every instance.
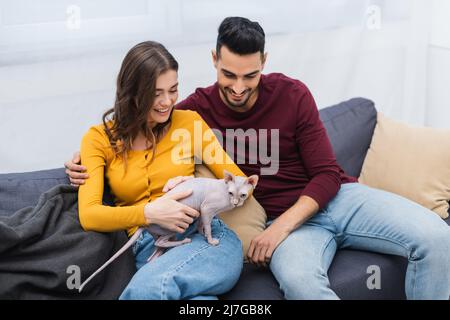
[100,41,178,171]
[77,40,246,300]
[151,71,178,121]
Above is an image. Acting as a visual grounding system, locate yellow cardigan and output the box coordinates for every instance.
[78,110,245,237]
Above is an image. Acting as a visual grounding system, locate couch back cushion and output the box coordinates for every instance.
[0,168,115,217]
[0,168,69,217]
[319,97,377,178]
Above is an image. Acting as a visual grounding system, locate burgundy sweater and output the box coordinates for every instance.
[176,73,357,219]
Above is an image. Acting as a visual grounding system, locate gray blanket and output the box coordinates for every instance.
[0,184,136,299]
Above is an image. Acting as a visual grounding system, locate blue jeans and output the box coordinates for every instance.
[269,183,450,300]
[119,218,243,300]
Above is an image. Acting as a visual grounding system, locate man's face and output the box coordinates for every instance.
[213,45,266,112]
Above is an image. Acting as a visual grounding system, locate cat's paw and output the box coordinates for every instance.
[208,238,219,246]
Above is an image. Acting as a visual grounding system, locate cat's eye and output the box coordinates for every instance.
[229,192,233,196]
[240,194,247,198]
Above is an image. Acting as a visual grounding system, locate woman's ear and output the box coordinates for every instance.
[246,175,259,188]
[223,169,235,182]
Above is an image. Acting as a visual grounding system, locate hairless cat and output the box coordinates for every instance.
[78,170,258,292]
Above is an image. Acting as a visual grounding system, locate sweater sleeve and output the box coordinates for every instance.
[295,88,342,209]
[77,127,147,232]
[192,112,246,179]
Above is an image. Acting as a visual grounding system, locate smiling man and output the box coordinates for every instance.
[66,17,450,300]
[215,47,261,112]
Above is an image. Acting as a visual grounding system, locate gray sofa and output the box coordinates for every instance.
[1,98,448,299]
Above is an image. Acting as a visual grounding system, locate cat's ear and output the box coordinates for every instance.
[223,170,235,182]
[246,175,259,188]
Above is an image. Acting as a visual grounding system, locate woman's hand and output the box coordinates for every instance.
[162,175,194,192]
[144,190,200,233]
[64,151,88,187]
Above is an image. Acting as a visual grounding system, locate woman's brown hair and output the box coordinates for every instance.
[102,41,178,173]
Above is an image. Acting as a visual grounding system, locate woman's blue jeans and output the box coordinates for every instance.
[119,218,243,300]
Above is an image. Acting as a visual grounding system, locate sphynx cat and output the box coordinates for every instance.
[78,170,258,292]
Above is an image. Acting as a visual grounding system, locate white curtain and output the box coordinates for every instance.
[0,0,445,173]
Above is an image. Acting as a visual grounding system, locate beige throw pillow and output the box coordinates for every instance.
[359,112,450,219]
[194,164,267,258]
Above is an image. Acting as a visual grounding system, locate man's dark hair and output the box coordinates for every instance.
[216,17,265,58]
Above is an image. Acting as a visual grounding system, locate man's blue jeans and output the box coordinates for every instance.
[119,218,243,300]
[269,183,450,300]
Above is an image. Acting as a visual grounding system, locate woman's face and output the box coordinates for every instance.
[148,69,178,125]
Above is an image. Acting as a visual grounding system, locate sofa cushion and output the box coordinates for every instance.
[0,168,69,217]
[219,263,284,300]
[328,250,407,299]
[359,112,450,219]
[319,98,377,178]
[221,249,407,300]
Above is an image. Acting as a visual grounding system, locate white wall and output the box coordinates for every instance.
[0,27,415,174]
[0,0,448,174]
[427,0,450,128]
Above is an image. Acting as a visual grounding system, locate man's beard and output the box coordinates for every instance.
[220,87,254,109]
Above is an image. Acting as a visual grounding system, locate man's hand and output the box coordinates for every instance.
[64,151,89,187]
[247,221,291,267]
[162,175,194,193]
[247,195,320,267]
